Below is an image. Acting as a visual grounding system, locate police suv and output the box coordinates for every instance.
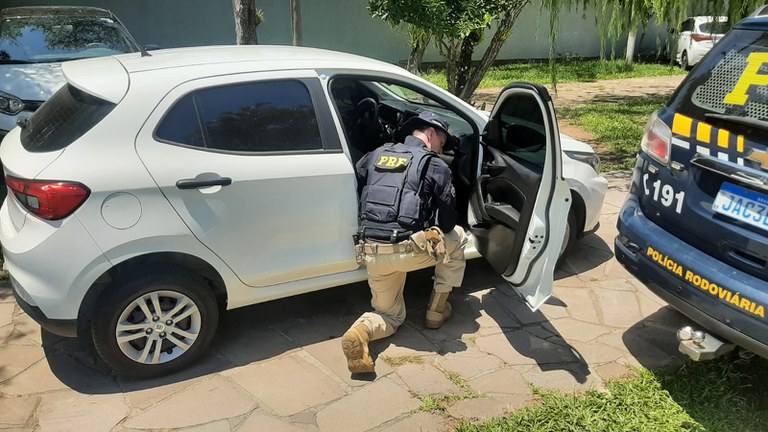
[616,10,768,360]
[0,46,606,377]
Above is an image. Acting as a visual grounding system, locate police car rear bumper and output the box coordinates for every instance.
[615,195,768,360]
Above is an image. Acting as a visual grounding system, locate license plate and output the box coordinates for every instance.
[712,182,768,231]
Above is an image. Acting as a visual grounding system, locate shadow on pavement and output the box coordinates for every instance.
[557,233,613,278]
[621,306,689,370]
[39,238,608,393]
[460,259,591,384]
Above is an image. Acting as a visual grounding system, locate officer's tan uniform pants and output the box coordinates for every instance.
[353,226,467,341]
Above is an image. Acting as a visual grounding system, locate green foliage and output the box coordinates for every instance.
[541,0,767,62]
[368,0,515,39]
[457,355,768,432]
[559,95,668,170]
[421,59,684,89]
[368,0,531,99]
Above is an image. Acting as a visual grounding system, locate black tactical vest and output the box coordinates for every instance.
[360,142,435,242]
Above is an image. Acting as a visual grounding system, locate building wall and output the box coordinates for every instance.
[1,0,664,63]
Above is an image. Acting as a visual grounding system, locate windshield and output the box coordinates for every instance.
[0,15,138,64]
[668,28,768,122]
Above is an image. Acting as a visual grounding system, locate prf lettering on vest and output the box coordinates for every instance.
[376,156,409,168]
[646,246,766,319]
[724,52,768,106]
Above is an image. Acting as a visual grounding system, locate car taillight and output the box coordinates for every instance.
[640,111,671,165]
[691,33,712,42]
[5,177,90,220]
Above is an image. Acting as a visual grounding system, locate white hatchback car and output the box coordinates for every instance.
[675,16,729,70]
[0,46,607,377]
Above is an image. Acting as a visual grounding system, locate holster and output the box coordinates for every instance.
[353,233,366,265]
[410,227,450,263]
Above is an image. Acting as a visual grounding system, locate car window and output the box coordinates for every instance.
[495,94,546,167]
[20,83,115,152]
[668,28,768,122]
[380,83,440,106]
[700,21,729,34]
[0,15,137,63]
[156,80,323,153]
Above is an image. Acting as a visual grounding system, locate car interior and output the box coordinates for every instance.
[329,77,547,275]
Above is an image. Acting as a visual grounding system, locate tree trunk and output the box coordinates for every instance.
[456,1,530,101]
[625,26,637,63]
[438,39,461,94]
[406,31,430,74]
[291,0,302,46]
[453,29,482,97]
[232,0,259,45]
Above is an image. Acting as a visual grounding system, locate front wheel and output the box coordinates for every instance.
[557,210,578,269]
[92,268,219,378]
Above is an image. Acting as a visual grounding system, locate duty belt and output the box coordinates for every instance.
[363,242,414,254]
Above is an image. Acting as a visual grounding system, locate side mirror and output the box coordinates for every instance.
[144,44,161,51]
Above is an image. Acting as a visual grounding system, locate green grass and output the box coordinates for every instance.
[413,367,483,413]
[457,354,768,432]
[559,95,669,171]
[420,59,685,89]
[380,355,425,367]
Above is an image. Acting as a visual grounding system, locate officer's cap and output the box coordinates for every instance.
[402,111,458,151]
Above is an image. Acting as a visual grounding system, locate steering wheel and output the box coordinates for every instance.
[355,98,380,133]
[85,42,109,49]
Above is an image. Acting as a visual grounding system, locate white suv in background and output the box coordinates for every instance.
[675,16,729,70]
[0,46,606,377]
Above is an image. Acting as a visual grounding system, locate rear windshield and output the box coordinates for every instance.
[699,21,729,34]
[668,28,768,122]
[0,15,137,64]
[20,84,115,152]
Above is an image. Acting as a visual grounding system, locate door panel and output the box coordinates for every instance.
[471,83,570,310]
[135,71,360,288]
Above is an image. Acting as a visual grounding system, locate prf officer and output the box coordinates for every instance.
[342,111,467,374]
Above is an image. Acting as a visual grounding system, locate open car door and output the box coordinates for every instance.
[470,83,571,310]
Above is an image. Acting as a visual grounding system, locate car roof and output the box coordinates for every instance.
[112,45,404,74]
[735,16,768,31]
[62,45,412,103]
[0,6,114,18]
[688,16,727,21]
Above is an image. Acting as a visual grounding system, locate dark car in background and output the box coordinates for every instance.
[0,6,140,140]
[616,9,768,361]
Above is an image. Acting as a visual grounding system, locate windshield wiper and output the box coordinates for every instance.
[704,113,768,140]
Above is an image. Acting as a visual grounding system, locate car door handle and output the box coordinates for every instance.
[175,177,232,189]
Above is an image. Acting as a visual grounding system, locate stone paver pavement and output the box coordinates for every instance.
[0,173,692,431]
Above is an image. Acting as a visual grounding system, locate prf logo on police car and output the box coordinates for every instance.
[723,52,768,169]
[375,154,410,171]
[646,246,766,319]
[669,52,768,170]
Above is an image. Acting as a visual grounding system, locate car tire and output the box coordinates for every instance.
[91,267,219,378]
[557,210,578,269]
[681,51,690,71]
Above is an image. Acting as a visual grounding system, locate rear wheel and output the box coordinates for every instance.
[91,267,219,378]
[681,51,690,71]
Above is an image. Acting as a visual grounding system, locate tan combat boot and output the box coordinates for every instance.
[425,291,452,329]
[341,324,375,373]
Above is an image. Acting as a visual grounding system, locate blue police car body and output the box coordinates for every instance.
[616,14,768,359]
